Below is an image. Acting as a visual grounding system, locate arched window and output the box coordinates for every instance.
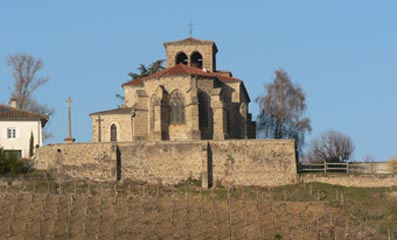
[169,90,185,124]
[176,52,188,65]
[110,124,117,142]
[191,52,203,69]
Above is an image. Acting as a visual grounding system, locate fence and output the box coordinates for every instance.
[299,161,396,174]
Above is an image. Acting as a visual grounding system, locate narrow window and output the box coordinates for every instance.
[110,124,117,142]
[169,90,185,124]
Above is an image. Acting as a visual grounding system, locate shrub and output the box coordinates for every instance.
[0,149,31,175]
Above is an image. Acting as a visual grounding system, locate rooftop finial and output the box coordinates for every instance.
[188,21,194,37]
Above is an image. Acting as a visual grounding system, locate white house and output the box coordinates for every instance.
[0,100,48,159]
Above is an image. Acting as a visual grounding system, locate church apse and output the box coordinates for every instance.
[91,37,255,142]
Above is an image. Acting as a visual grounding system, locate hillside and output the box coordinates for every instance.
[0,179,396,239]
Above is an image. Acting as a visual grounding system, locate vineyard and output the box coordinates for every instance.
[0,179,396,239]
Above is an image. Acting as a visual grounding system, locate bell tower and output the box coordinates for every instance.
[163,38,218,72]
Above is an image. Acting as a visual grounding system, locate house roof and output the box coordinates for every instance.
[122,64,242,87]
[0,105,48,126]
[90,107,134,116]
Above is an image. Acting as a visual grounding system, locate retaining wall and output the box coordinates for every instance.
[35,139,298,187]
[300,174,397,188]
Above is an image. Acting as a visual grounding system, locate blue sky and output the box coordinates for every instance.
[0,1,396,161]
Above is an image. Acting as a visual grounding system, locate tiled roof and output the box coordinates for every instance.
[90,107,134,116]
[0,105,48,126]
[122,64,241,87]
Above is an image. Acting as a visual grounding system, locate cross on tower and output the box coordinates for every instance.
[188,21,194,37]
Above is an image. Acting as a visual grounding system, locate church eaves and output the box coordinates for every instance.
[122,64,241,87]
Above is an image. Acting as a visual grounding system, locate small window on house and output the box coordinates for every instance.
[110,124,117,142]
[7,128,16,139]
[169,90,185,124]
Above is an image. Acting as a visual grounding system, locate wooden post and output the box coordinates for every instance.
[211,188,219,240]
[185,188,190,240]
[199,188,204,239]
[269,188,276,233]
[256,189,265,239]
[243,190,249,240]
[227,188,233,239]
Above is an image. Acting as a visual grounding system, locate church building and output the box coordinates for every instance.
[90,37,256,142]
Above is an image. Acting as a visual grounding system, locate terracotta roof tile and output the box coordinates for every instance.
[0,105,48,126]
[122,64,241,87]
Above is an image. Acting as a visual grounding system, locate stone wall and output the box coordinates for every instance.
[301,174,397,188]
[35,143,117,181]
[35,139,298,187]
[118,141,205,185]
[209,140,297,187]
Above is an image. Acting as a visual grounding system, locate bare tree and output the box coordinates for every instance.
[7,54,50,109]
[256,69,312,154]
[6,54,53,139]
[307,130,355,163]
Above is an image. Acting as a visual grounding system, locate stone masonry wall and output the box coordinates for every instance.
[209,140,298,187]
[35,140,298,187]
[118,142,205,185]
[301,174,397,188]
[35,143,117,181]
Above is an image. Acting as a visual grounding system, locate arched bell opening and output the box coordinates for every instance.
[191,51,203,69]
[176,52,188,65]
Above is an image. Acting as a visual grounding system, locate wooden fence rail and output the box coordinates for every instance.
[299,162,396,174]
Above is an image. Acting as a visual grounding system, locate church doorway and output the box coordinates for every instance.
[110,124,117,142]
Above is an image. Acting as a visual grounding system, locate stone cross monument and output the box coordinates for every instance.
[64,96,75,143]
[96,115,103,142]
